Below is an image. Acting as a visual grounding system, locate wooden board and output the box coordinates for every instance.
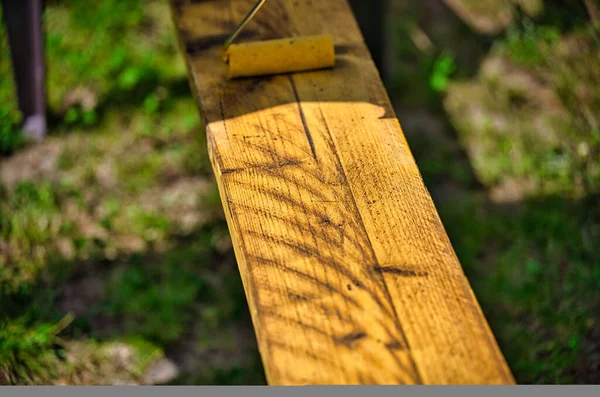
[170,0,515,385]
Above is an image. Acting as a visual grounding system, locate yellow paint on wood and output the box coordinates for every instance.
[225,35,335,79]
[170,0,515,385]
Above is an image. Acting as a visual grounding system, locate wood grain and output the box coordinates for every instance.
[170,0,515,385]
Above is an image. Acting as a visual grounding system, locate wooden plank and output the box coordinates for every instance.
[170,0,515,385]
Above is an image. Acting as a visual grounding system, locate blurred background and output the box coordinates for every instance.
[0,0,599,385]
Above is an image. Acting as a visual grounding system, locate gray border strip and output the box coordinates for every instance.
[1,386,600,397]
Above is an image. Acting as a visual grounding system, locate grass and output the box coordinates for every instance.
[391,0,599,384]
[438,193,600,383]
[0,0,264,385]
[1,0,599,385]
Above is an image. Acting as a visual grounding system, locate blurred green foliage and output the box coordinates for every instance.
[402,0,600,384]
[430,54,457,92]
[0,314,72,384]
[440,193,600,382]
[505,22,561,66]
[0,0,263,385]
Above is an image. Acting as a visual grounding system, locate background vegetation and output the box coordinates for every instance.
[1,0,599,384]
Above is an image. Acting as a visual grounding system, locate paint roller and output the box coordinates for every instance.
[222,0,335,79]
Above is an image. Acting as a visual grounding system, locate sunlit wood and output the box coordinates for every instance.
[169,0,515,385]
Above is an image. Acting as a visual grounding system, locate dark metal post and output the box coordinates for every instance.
[2,0,46,141]
[347,0,388,81]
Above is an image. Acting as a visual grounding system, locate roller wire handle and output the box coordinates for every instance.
[223,0,267,52]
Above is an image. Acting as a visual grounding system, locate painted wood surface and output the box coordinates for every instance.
[170,0,515,385]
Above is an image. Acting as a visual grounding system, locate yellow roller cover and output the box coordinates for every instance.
[224,35,335,79]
